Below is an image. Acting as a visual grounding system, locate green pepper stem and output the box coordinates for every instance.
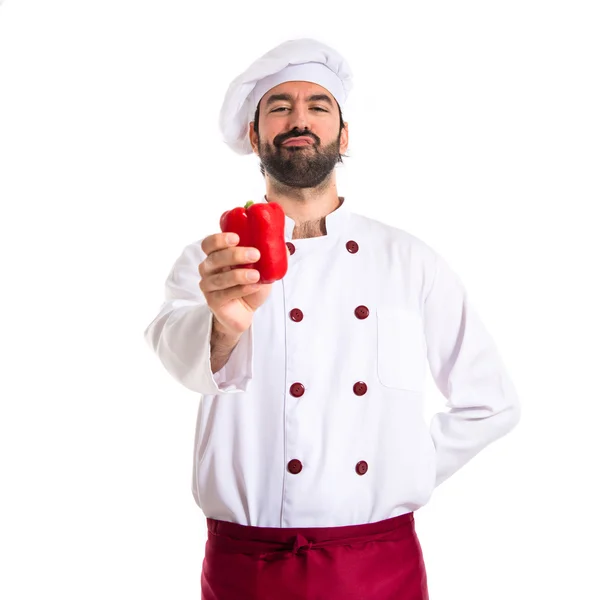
[244,200,254,209]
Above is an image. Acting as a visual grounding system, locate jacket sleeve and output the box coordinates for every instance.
[143,238,254,395]
[423,251,521,488]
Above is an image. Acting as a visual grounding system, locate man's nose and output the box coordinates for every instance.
[286,105,311,132]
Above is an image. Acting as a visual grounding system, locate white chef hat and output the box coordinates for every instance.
[219,38,353,155]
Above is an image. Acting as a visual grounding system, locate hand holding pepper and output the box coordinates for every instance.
[198,231,289,337]
[219,200,288,284]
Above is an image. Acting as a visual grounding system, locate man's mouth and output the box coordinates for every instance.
[281,137,314,147]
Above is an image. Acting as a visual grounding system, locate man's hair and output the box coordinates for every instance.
[253,99,349,177]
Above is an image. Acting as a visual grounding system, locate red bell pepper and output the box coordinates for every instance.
[219,200,288,284]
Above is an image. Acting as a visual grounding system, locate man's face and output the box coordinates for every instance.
[249,81,348,188]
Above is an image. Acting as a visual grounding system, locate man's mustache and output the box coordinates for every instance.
[275,131,319,146]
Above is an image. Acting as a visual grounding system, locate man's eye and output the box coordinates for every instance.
[271,107,328,112]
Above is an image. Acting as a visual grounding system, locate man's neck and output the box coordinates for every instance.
[264,176,341,239]
[291,217,329,239]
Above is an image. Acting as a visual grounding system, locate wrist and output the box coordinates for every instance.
[212,316,242,344]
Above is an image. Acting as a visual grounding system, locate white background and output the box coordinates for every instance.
[1,0,599,598]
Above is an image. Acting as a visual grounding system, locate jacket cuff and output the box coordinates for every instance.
[207,309,254,394]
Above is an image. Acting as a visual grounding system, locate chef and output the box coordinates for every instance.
[144,38,521,600]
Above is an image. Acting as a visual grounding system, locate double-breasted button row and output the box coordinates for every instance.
[285,240,359,257]
[287,459,369,476]
[286,238,362,323]
[289,304,370,322]
[290,381,367,397]
[285,237,366,479]
[287,301,370,396]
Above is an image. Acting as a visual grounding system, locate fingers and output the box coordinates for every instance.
[199,248,260,280]
[198,231,287,302]
[201,232,238,256]
[199,233,261,278]
[205,281,263,306]
[198,232,261,298]
[200,263,260,295]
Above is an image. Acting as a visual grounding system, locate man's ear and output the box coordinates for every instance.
[340,121,349,154]
[249,122,258,154]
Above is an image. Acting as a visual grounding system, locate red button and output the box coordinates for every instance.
[346,240,359,254]
[286,242,296,255]
[353,381,368,396]
[356,461,368,475]
[290,383,305,397]
[290,308,304,322]
[288,459,303,474]
[354,305,370,319]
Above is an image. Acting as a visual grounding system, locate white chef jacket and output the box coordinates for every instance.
[143,196,520,528]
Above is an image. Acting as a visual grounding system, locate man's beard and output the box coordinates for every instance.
[258,132,341,189]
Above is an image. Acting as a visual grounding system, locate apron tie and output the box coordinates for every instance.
[258,533,314,561]
[256,528,401,562]
[292,533,313,554]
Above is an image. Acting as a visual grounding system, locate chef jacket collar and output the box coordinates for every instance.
[257,195,349,241]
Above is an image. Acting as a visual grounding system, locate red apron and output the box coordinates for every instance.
[201,511,429,600]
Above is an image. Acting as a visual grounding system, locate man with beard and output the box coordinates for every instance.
[144,38,521,600]
[250,77,347,241]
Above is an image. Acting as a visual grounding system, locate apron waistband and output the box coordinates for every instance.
[206,512,416,562]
